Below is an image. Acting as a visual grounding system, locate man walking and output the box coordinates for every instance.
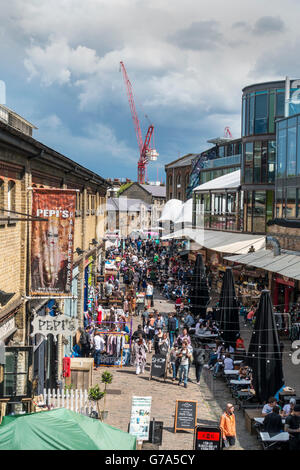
[93,332,105,371]
[219,403,237,448]
[177,340,192,388]
[192,345,205,385]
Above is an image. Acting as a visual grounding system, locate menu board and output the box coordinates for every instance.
[150,354,167,380]
[174,400,197,433]
[194,425,222,451]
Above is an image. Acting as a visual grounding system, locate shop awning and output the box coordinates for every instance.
[224,250,300,281]
[158,198,183,222]
[193,169,240,192]
[161,228,265,254]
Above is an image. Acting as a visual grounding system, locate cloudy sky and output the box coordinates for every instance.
[0,0,298,181]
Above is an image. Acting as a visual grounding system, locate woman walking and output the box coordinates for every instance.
[133,334,148,375]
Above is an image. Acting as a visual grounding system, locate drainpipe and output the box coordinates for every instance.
[266,236,281,256]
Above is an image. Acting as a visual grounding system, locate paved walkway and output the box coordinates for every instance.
[93,291,261,450]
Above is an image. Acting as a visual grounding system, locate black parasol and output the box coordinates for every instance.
[219,267,240,349]
[189,253,210,318]
[247,290,284,403]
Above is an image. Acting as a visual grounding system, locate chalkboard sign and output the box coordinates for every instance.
[149,354,167,381]
[174,400,197,433]
[194,425,222,451]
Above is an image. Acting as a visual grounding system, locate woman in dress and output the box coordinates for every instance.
[134,334,148,375]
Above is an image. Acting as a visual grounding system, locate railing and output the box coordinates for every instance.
[202,154,241,169]
[42,388,97,415]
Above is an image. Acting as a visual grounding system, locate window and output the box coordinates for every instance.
[255,93,268,134]
[276,92,285,117]
[254,142,261,183]
[286,188,296,218]
[244,142,253,183]
[277,129,287,178]
[253,191,266,233]
[249,95,255,135]
[0,179,4,215]
[268,141,276,183]
[219,146,225,157]
[287,125,297,176]
[7,180,16,215]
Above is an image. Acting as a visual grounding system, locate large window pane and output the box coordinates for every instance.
[244,142,253,183]
[249,95,255,135]
[266,191,273,222]
[253,191,266,232]
[255,93,268,134]
[297,189,300,219]
[247,191,252,232]
[269,92,275,134]
[277,129,287,178]
[287,126,297,176]
[268,141,276,183]
[254,141,261,183]
[297,125,300,175]
[286,188,296,218]
[276,92,285,117]
[276,187,283,218]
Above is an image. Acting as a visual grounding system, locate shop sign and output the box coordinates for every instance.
[31,314,79,342]
[31,188,76,296]
[0,317,15,341]
[174,400,197,433]
[276,276,295,287]
[129,396,152,441]
[194,425,222,451]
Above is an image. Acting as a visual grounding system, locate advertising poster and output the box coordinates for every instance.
[31,189,76,296]
[129,396,152,441]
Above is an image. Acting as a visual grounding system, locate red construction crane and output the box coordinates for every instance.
[120,61,158,184]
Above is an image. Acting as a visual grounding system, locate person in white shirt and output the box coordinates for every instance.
[283,398,296,417]
[146,282,154,308]
[262,397,278,416]
[93,333,105,370]
[223,353,234,371]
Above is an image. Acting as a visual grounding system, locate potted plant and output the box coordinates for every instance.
[101,371,113,420]
[88,384,105,420]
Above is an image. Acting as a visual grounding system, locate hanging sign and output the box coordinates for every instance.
[129,396,152,441]
[31,189,76,296]
[30,314,79,342]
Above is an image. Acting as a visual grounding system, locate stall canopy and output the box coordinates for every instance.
[189,253,210,318]
[193,169,241,192]
[218,267,240,348]
[158,198,183,222]
[0,408,137,450]
[173,198,193,225]
[224,250,300,281]
[247,290,284,403]
[161,228,265,254]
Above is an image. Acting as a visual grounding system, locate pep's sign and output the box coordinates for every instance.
[31,189,76,296]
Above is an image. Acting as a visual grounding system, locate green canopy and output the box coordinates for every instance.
[0,408,136,450]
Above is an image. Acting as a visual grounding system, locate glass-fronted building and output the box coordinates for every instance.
[241,81,286,233]
[275,114,300,219]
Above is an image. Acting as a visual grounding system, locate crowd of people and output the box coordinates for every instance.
[72,236,300,449]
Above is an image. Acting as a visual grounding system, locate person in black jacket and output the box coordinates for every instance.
[263,406,283,434]
[193,345,206,385]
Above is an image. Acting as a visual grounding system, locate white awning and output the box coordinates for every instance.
[224,250,300,281]
[173,198,193,224]
[161,227,265,254]
[157,198,183,222]
[193,169,240,192]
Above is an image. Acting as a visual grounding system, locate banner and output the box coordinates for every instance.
[129,396,152,441]
[31,189,76,296]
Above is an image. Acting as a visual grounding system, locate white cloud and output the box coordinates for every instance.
[0,0,299,178]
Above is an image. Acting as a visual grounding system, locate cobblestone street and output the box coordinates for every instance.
[93,292,261,450]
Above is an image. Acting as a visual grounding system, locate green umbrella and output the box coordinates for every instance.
[0,408,136,450]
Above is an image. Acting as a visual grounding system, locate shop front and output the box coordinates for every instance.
[273,275,295,313]
[32,299,59,394]
[84,256,96,312]
[64,265,79,357]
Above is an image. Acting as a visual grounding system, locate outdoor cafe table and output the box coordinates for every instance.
[245,409,265,435]
[230,380,251,386]
[259,432,289,450]
[224,370,239,376]
[255,417,286,425]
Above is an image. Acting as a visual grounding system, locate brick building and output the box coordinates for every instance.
[0,111,108,409]
[165,154,196,201]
